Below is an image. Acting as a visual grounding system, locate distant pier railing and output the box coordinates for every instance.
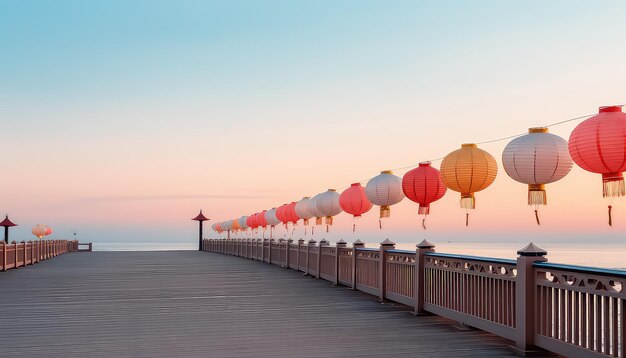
[1,240,89,272]
[203,237,626,358]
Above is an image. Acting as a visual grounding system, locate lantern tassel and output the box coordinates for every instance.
[303,219,309,226]
[465,212,469,227]
[418,205,430,215]
[460,194,475,210]
[534,209,541,226]
[422,218,427,230]
[326,224,329,233]
[528,184,547,206]
[603,177,625,198]
[379,219,382,230]
[353,223,356,233]
[609,205,613,227]
[315,217,323,225]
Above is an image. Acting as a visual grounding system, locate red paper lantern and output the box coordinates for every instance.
[285,202,300,225]
[340,183,373,217]
[402,162,447,228]
[569,105,626,225]
[257,210,268,228]
[276,204,289,228]
[246,215,256,229]
[340,183,373,232]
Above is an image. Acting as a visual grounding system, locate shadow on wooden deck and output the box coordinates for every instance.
[0,251,543,357]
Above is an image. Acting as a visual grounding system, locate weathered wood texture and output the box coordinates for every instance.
[0,251,524,357]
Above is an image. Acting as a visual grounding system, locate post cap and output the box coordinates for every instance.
[380,238,395,246]
[191,210,209,222]
[337,239,347,245]
[0,215,17,227]
[319,239,329,245]
[308,239,317,244]
[352,239,365,247]
[416,239,435,249]
[287,238,293,243]
[298,238,305,243]
[517,242,547,257]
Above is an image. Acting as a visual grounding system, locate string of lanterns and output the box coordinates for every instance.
[31,224,53,239]
[212,105,626,236]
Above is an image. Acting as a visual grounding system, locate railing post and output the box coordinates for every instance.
[414,239,435,314]
[278,238,284,266]
[335,239,347,285]
[269,239,274,264]
[514,242,547,353]
[379,239,396,301]
[351,239,364,290]
[297,239,304,269]
[261,239,267,262]
[1,242,5,271]
[13,241,18,268]
[306,239,316,276]
[286,239,293,268]
[318,239,329,279]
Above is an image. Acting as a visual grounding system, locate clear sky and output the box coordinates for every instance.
[1,1,625,246]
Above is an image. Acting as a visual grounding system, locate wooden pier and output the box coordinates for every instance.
[0,250,522,357]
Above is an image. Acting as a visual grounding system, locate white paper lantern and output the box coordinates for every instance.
[221,220,233,231]
[502,127,572,207]
[264,208,281,227]
[307,194,324,225]
[365,170,405,218]
[238,216,249,230]
[295,197,314,225]
[315,189,342,225]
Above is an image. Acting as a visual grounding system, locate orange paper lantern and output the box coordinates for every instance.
[440,143,497,225]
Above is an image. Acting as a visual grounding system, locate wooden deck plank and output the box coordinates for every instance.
[0,251,532,357]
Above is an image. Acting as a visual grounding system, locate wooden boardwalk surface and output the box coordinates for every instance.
[0,251,533,357]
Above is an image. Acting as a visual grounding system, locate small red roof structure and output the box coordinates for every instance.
[0,215,17,227]
[192,210,209,222]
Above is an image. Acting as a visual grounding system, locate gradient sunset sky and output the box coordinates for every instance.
[2,1,625,245]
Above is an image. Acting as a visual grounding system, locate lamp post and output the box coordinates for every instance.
[0,215,17,244]
[192,210,209,251]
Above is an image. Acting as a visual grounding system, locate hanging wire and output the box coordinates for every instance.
[334,113,596,192]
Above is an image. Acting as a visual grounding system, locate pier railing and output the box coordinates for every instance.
[1,240,80,272]
[203,237,626,357]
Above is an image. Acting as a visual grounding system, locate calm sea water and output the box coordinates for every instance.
[91,240,626,270]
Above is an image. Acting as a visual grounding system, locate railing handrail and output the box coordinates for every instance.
[386,249,415,254]
[533,261,626,278]
[425,252,517,266]
[355,248,379,252]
